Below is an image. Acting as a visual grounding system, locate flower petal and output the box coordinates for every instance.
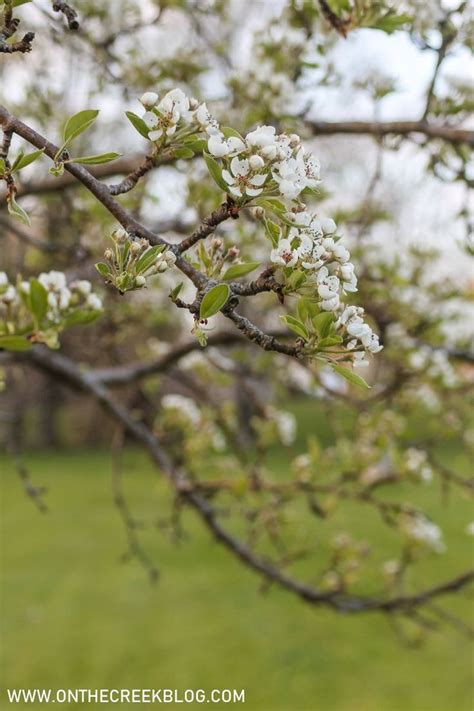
[221,169,235,185]
[249,173,267,186]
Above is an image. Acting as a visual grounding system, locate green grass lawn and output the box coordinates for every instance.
[1,416,473,710]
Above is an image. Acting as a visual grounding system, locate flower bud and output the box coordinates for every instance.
[321,218,337,234]
[140,91,159,108]
[189,97,199,110]
[249,154,265,170]
[211,238,223,251]
[130,241,141,255]
[251,207,265,220]
[227,246,240,260]
[104,248,114,261]
[135,275,146,287]
[164,251,176,267]
[114,228,128,244]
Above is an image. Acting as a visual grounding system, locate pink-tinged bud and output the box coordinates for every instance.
[114,228,128,244]
[252,207,265,220]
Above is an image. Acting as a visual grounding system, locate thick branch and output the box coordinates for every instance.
[308,120,474,146]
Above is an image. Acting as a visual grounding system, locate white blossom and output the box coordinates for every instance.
[38,270,67,292]
[222,157,266,198]
[466,522,474,536]
[270,238,299,267]
[402,515,445,553]
[162,394,201,426]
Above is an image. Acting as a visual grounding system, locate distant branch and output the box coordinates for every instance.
[20,345,474,616]
[308,120,474,146]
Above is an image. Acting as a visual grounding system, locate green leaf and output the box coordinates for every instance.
[174,147,194,159]
[183,137,207,153]
[0,335,32,352]
[49,163,64,177]
[257,197,287,214]
[318,336,343,348]
[11,149,44,172]
[370,12,411,33]
[7,197,30,226]
[29,279,48,325]
[264,218,281,247]
[200,284,230,320]
[313,312,335,339]
[221,126,245,141]
[331,363,370,389]
[222,262,260,280]
[95,262,111,279]
[125,111,150,139]
[12,0,33,6]
[63,109,99,144]
[203,152,229,192]
[0,157,5,176]
[280,315,309,340]
[169,282,184,300]
[64,310,101,327]
[135,245,165,275]
[72,152,121,165]
[286,269,306,290]
[198,242,211,268]
[297,298,319,323]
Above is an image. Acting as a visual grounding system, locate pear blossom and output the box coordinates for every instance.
[162,393,201,426]
[270,239,299,267]
[208,133,230,157]
[402,515,445,553]
[38,270,67,292]
[71,280,92,296]
[272,157,305,199]
[86,294,103,310]
[273,409,297,446]
[321,218,337,234]
[246,125,277,151]
[222,157,267,198]
[1,285,17,304]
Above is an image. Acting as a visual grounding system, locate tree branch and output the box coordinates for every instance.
[18,345,474,616]
[308,120,474,146]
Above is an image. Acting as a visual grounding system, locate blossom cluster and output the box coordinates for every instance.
[0,270,103,350]
[139,89,318,201]
[96,228,176,294]
[404,447,433,483]
[270,209,382,364]
[137,88,382,368]
[160,393,226,453]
